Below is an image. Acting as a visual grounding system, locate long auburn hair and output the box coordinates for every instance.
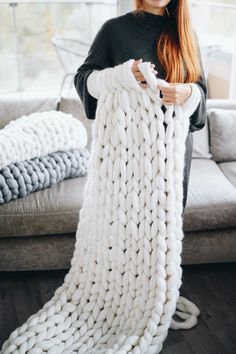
[134,0,202,83]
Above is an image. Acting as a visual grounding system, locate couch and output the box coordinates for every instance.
[0,92,236,271]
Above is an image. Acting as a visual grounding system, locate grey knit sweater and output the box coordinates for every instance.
[74,10,208,210]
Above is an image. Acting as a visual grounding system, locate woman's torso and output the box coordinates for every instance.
[107,11,193,209]
[78,10,195,210]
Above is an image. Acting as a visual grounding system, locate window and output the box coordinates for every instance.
[190,0,236,99]
[0,0,118,94]
[1,0,235,98]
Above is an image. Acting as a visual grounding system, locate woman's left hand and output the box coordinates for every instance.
[158,83,192,105]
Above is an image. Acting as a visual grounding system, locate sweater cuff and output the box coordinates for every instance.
[86,60,142,100]
[181,83,201,117]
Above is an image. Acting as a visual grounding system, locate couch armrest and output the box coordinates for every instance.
[206,99,236,111]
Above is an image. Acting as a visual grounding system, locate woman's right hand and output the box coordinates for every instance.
[131,59,157,88]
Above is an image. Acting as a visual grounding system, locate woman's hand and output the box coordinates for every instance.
[158,83,192,105]
[131,59,157,88]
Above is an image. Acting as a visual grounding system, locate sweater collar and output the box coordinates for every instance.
[130,10,168,29]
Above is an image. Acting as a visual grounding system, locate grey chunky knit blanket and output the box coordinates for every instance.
[0,148,90,204]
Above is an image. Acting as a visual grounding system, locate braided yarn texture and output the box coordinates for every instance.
[0,148,90,204]
[0,110,87,170]
[1,59,200,354]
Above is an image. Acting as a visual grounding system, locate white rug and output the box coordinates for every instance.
[1,59,201,354]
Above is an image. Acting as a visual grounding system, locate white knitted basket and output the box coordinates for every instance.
[1,59,200,354]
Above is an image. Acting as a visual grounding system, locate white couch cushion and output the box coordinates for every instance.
[208,108,236,162]
[192,119,212,159]
[192,99,236,160]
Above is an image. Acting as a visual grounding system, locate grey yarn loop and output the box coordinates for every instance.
[0,148,90,204]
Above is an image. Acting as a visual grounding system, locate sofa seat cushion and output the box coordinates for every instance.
[183,159,236,231]
[218,162,236,189]
[0,176,87,237]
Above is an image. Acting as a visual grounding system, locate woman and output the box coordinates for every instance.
[74,0,207,213]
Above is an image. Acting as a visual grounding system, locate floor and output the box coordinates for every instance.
[0,263,235,354]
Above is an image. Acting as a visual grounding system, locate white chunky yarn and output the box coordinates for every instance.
[1,59,200,354]
[0,111,87,170]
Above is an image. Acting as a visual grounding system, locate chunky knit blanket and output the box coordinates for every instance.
[0,148,89,204]
[1,59,201,354]
[0,110,87,170]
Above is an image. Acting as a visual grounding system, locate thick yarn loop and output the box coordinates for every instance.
[171,296,201,330]
[0,111,87,170]
[1,59,200,354]
[0,148,90,204]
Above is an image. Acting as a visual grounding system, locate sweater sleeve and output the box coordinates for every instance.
[74,20,113,120]
[188,34,208,133]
